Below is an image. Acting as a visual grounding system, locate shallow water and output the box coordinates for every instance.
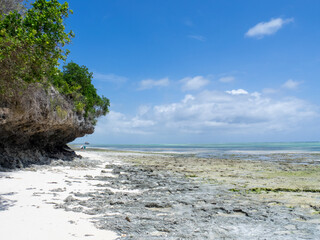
[74,142,320,153]
[72,142,320,165]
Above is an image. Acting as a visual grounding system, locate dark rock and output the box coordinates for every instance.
[145,202,172,208]
[0,85,94,169]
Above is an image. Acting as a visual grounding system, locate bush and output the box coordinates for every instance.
[0,0,109,122]
[52,62,110,119]
[0,0,73,86]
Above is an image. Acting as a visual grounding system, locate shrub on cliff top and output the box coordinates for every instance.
[0,0,109,122]
[52,62,110,119]
[0,0,73,84]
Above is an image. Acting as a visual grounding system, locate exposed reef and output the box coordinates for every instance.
[0,84,94,169]
[53,151,320,239]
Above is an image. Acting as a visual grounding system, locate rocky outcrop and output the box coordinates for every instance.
[0,84,94,169]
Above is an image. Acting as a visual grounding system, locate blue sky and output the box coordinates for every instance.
[65,0,320,144]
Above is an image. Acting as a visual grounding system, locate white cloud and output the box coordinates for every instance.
[94,90,318,139]
[263,88,278,94]
[219,76,235,83]
[93,72,127,84]
[188,35,206,41]
[282,79,302,89]
[94,111,155,135]
[137,105,151,116]
[251,92,261,98]
[139,78,169,90]
[180,76,210,91]
[182,94,195,103]
[152,91,317,133]
[226,89,248,95]
[245,18,294,38]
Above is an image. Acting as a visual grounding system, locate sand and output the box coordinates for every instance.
[1,149,320,239]
[0,151,118,240]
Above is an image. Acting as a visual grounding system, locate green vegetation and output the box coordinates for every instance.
[0,0,109,122]
[229,187,320,194]
[266,167,320,178]
[185,174,198,178]
[52,62,110,118]
[0,0,73,85]
[229,188,241,192]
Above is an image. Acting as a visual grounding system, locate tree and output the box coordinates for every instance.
[0,0,109,122]
[0,0,74,88]
[57,62,110,119]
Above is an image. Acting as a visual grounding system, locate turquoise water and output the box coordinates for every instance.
[81,142,320,153]
[72,142,320,164]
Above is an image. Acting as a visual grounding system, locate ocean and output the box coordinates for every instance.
[79,142,320,153]
[73,142,320,164]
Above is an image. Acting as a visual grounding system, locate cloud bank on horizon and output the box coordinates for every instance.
[91,80,319,143]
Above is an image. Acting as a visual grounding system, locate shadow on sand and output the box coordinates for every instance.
[0,193,16,211]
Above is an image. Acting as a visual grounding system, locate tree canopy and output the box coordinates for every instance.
[0,0,109,122]
[52,62,110,119]
[0,0,73,84]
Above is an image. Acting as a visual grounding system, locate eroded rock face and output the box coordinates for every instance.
[0,84,94,168]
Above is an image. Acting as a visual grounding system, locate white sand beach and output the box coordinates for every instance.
[1,149,320,239]
[0,151,118,240]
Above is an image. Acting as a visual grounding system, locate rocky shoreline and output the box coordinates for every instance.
[1,150,319,239]
[0,145,79,169]
[0,85,94,169]
[59,150,320,239]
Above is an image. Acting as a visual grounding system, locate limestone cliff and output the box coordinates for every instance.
[0,84,94,169]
